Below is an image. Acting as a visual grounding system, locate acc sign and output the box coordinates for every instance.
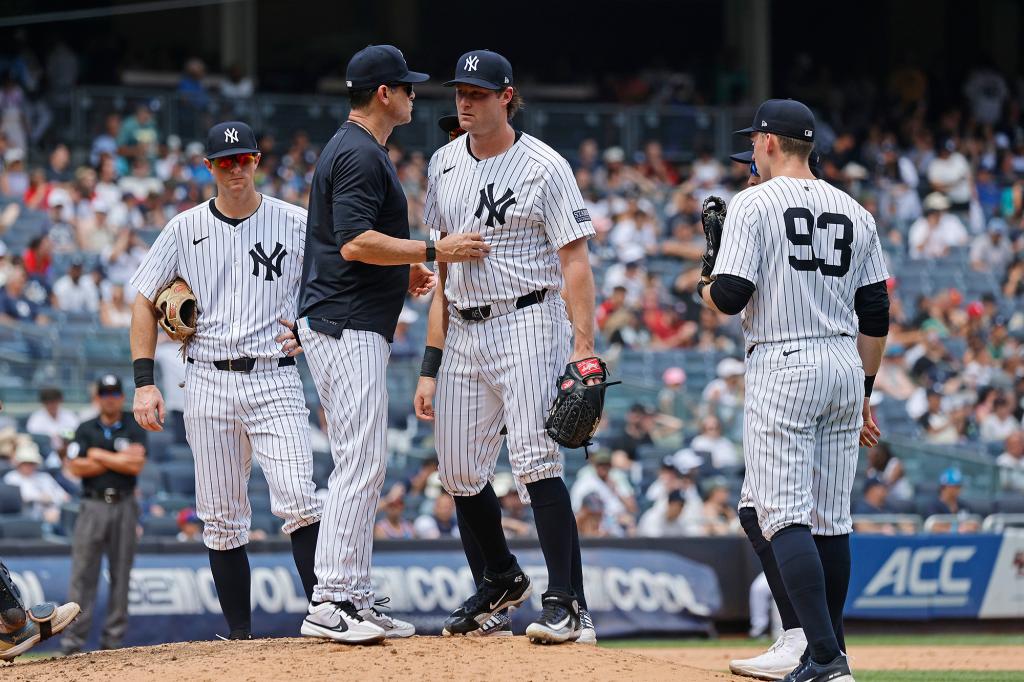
[854,546,975,608]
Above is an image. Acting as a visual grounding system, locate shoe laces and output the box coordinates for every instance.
[328,601,364,622]
[366,597,396,626]
[461,579,507,614]
[539,598,569,624]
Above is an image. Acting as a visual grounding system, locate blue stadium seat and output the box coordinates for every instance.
[161,462,196,496]
[251,511,280,536]
[142,516,180,537]
[0,484,22,514]
[995,495,1024,514]
[0,517,43,539]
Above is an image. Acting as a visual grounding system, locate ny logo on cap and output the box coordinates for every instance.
[761,120,768,127]
[465,55,479,72]
[804,129,813,137]
[225,128,239,144]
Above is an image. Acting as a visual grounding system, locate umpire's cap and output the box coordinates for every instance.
[735,99,815,143]
[346,45,429,90]
[444,50,513,90]
[205,121,259,159]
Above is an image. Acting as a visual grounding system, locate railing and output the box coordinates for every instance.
[47,86,747,164]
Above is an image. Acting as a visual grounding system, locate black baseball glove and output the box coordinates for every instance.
[545,357,621,450]
[701,195,727,278]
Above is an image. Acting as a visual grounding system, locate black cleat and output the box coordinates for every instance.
[442,565,532,636]
[782,653,854,682]
[525,591,581,644]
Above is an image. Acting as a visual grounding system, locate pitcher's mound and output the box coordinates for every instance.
[5,637,741,681]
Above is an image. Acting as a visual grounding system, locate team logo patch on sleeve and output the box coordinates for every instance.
[573,208,591,224]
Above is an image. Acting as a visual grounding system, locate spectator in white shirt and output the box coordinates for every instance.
[26,387,80,451]
[926,140,972,211]
[3,442,70,526]
[52,258,99,312]
[908,193,968,260]
[413,493,459,539]
[637,490,691,537]
[570,449,637,534]
[689,415,739,469]
[981,396,1019,443]
[997,431,1024,493]
[602,256,646,307]
[969,219,1013,273]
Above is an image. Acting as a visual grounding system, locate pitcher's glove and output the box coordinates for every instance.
[545,357,621,449]
[701,195,727,279]
[154,278,197,357]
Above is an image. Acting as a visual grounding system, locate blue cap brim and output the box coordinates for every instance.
[398,70,430,83]
[729,150,754,164]
[206,147,260,159]
[734,126,756,136]
[443,77,505,89]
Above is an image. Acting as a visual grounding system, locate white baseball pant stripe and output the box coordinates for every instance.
[184,361,322,551]
[742,335,864,540]
[298,321,389,608]
[436,296,570,498]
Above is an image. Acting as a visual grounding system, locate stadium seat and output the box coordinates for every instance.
[995,495,1024,514]
[142,516,180,537]
[251,512,280,536]
[0,517,44,539]
[0,484,22,514]
[162,462,197,496]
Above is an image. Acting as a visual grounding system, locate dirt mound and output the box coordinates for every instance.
[4,637,742,682]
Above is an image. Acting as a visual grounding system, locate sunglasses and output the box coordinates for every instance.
[750,160,760,178]
[210,153,258,170]
[388,83,414,96]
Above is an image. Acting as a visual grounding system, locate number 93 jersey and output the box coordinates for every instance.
[712,176,889,344]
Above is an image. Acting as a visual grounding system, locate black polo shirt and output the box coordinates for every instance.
[69,411,147,494]
[298,121,411,342]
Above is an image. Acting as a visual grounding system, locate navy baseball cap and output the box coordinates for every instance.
[96,374,123,395]
[729,150,754,164]
[735,99,816,142]
[438,114,461,134]
[444,50,514,90]
[205,121,260,159]
[346,44,429,90]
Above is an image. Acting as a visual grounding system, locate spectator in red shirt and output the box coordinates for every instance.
[22,235,52,280]
[645,302,697,349]
[23,167,52,210]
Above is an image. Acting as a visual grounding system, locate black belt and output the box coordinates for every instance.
[187,356,296,372]
[83,488,132,503]
[457,289,548,321]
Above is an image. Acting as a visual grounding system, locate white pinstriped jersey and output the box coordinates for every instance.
[712,177,889,344]
[423,132,596,308]
[130,195,307,361]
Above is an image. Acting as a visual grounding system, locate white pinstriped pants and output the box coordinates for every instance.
[298,321,389,608]
[183,361,322,551]
[742,336,864,540]
[436,296,570,499]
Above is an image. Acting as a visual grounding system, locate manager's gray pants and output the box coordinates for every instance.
[62,497,138,651]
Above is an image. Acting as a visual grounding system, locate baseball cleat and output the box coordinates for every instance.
[730,628,806,680]
[573,608,597,645]
[442,565,532,636]
[300,601,386,644]
[0,563,26,634]
[781,653,854,682]
[466,610,513,637]
[357,597,415,638]
[0,602,80,661]
[526,592,581,645]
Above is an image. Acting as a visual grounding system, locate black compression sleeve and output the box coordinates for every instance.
[854,281,890,337]
[709,274,756,315]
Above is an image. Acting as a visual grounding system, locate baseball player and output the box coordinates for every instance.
[129,121,323,640]
[282,45,487,645]
[698,99,888,682]
[0,560,79,661]
[415,49,600,644]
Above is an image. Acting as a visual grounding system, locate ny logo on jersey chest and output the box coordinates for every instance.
[250,241,287,281]
[475,183,517,227]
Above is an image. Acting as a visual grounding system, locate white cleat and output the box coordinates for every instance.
[467,611,513,637]
[730,628,807,680]
[300,601,386,644]
[573,609,597,645]
[357,598,415,638]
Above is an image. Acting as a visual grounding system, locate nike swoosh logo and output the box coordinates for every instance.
[550,615,571,630]
[782,349,801,357]
[192,236,209,245]
[489,589,509,610]
[443,166,457,174]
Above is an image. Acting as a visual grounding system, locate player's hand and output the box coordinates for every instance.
[569,350,603,386]
[408,263,436,296]
[414,376,437,421]
[860,397,881,447]
[276,319,304,357]
[133,385,165,432]
[436,232,491,262]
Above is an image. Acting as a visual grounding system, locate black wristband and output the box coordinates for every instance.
[420,346,442,378]
[696,279,708,301]
[134,358,156,388]
[864,374,876,398]
[424,239,436,263]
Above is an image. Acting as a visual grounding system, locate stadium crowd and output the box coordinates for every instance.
[1,55,1024,543]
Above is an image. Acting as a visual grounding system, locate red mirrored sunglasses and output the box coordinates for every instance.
[210,152,259,170]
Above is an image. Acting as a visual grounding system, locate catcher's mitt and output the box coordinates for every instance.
[701,196,727,279]
[545,357,621,450]
[154,278,197,357]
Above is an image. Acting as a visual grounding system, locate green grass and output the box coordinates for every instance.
[600,633,1024,649]
[856,673,1024,682]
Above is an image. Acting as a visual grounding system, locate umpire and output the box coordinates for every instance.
[61,375,146,653]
